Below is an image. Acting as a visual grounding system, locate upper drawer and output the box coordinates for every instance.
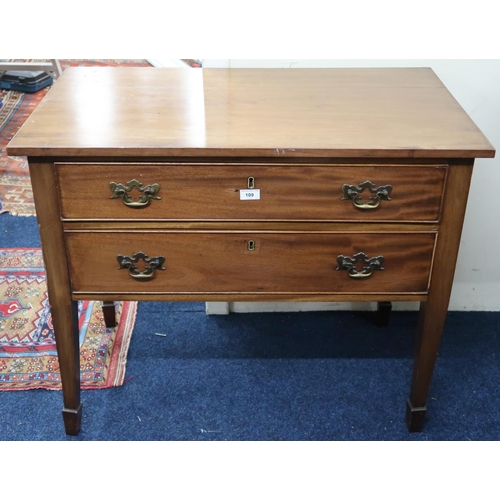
[56,163,446,222]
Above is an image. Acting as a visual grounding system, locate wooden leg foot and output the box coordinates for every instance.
[102,301,116,328]
[374,301,392,327]
[62,403,83,436]
[406,399,426,432]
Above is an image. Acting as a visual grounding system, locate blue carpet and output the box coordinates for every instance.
[1,212,499,440]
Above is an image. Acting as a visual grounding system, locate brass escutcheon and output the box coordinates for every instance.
[336,252,385,279]
[116,252,166,280]
[341,180,392,210]
[109,179,161,208]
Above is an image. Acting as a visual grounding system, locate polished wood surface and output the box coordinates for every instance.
[407,161,474,431]
[102,301,117,328]
[57,162,446,222]
[27,162,82,435]
[7,68,495,435]
[64,231,436,294]
[63,221,440,232]
[7,68,495,159]
[70,292,430,303]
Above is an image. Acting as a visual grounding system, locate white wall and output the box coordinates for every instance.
[204,59,500,312]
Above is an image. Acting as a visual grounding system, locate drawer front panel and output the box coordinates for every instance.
[57,163,446,221]
[65,231,436,294]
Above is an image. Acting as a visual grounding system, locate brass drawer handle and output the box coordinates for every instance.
[117,252,166,280]
[109,179,161,208]
[336,252,385,279]
[341,181,392,210]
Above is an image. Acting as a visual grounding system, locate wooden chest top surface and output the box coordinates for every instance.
[7,67,495,159]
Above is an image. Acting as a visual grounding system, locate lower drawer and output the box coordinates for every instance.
[65,231,436,294]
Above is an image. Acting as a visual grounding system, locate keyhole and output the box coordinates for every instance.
[248,240,255,251]
[247,177,255,189]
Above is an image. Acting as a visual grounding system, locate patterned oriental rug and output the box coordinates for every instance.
[0,59,153,216]
[0,249,137,390]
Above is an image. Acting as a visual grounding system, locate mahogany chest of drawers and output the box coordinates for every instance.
[7,67,495,436]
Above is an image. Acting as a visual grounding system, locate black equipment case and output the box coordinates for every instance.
[0,71,53,92]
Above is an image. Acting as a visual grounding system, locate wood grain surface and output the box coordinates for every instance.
[7,67,495,158]
[65,231,436,294]
[57,162,447,222]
